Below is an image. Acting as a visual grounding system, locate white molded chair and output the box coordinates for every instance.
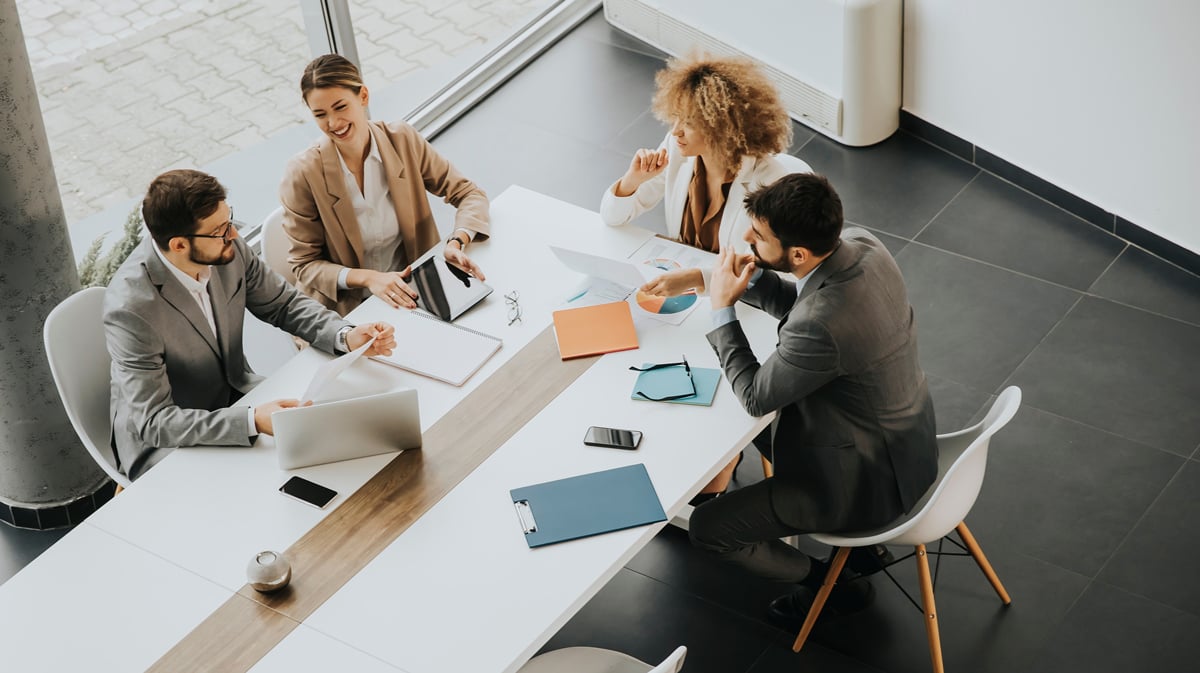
[517,645,686,673]
[793,387,1022,673]
[260,206,296,285]
[44,286,132,488]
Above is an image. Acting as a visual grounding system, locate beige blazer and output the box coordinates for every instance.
[279,120,490,316]
[599,132,811,290]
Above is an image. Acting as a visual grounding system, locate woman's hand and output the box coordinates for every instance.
[639,268,703,298]
[614,148,668,197]
[364,269,419,309]
[443,243,485,281]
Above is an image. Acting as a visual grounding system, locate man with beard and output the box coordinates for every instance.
[689,172,939,628]
[104,169,397,479]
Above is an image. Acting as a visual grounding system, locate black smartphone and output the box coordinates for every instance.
[279,476,337,509]
[583,426,642,450]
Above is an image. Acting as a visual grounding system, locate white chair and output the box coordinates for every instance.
[43,286,132,488]
[260,206,296,285]
[792,387,1022,673]
[517,645,686,673]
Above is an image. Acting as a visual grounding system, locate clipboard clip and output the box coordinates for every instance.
[513,499,538,534]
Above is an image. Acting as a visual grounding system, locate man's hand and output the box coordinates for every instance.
[365,269,418,309]
[639,267,703,297]
[614,148,668,197]
[348,321,396,356]
[443,244,485,281]
[709,248,756,309]
[254,398,309,435]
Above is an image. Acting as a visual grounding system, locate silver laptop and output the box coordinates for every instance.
[273,389,422,470]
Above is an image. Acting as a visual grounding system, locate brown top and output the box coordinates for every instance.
[678,157,732,253]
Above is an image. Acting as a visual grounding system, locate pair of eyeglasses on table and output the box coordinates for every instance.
[629,356,696,401]
[504,290,521,326]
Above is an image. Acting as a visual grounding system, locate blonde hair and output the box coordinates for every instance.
[300,54,364,102]
[652,54,792,170]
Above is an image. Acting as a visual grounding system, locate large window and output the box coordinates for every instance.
[17,0,571,252]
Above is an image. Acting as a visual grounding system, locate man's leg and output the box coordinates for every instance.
[688,479,815,583]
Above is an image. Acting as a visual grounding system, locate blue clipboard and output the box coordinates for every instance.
[510,464,666,548]
[630,364,721,406]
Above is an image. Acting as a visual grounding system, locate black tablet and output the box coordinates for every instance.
[409,256,493,322]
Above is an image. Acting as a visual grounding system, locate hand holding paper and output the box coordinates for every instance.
[349,322,396,355]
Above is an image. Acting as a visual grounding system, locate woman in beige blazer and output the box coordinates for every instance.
[280,54,490,316]
[600,53,810,298]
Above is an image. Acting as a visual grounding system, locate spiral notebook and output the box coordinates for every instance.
[370,309,502,386]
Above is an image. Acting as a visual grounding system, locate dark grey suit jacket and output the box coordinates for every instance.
[103,237,349,479]
[707,228,938,533]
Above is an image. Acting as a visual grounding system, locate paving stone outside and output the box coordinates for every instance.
[15,0,546,232]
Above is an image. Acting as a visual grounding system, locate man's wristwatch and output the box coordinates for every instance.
[336,324,354,353]
[446,232,469,250]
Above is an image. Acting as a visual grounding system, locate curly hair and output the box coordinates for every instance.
[652,53,792,170]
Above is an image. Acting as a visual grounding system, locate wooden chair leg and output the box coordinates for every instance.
[915,544,945,673]
[792,547,851,652]
[760,455,773,479]
[956,522,1011,604]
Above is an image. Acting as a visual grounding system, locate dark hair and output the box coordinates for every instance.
[743,173,843,256]
[141,169,227,250]
[300,54,364,102]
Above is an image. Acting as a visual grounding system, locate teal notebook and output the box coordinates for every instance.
[510,464,666,548]
[630,364,721,406]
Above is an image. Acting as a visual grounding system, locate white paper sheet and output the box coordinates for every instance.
[300,337,375,403]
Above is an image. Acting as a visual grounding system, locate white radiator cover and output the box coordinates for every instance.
[604,0,901,147]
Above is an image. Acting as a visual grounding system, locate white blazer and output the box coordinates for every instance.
[599,132,812,290]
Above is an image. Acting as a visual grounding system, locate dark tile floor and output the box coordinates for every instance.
[5,11,1198,673]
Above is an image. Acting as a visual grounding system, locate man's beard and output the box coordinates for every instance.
[750,243,790,273]
[189,243,235,267]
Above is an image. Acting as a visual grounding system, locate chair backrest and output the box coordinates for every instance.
[43,286,131,487]
[260,206,296,285]
[648,646,687,673]
[888,386,1021,546]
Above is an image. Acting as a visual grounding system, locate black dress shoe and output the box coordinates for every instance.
[766,581,876,632]
[845,544,895,577]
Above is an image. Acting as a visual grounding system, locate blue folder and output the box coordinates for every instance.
[630,365,721,406]
[510,464,666,548]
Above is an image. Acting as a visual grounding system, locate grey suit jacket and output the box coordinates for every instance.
[707,228,938,532]
[103,237,349,479]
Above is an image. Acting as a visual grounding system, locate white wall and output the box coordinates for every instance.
[903,0,1200,254]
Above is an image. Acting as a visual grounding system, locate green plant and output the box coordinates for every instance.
[78,205,143,287]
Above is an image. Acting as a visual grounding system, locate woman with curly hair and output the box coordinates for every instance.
[600,53,811,297]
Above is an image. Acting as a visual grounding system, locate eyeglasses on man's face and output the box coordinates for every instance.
[184,207,236,244]
[629,355,696,401]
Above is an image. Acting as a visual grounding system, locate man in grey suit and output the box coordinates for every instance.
[104,169,396,480]
[690,172,938,625]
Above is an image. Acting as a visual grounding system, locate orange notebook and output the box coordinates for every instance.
[551,301,639,360]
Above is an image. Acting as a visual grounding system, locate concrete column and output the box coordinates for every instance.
[0,0,107,517]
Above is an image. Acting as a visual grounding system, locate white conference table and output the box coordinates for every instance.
[0,186,778,672]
